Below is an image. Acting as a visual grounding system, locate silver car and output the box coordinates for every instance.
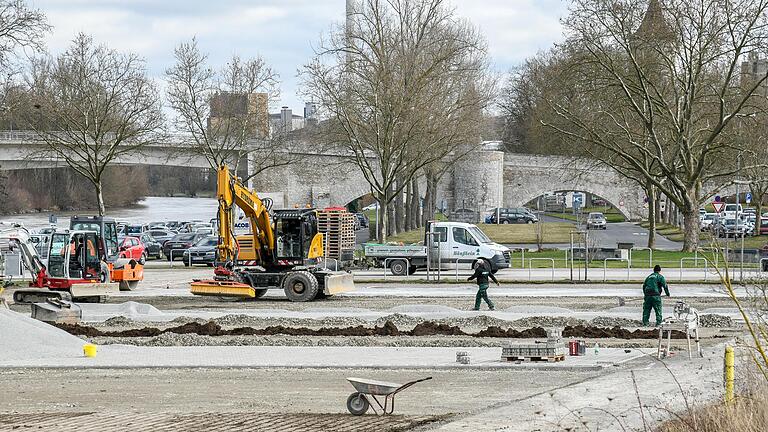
[586,212,607,230]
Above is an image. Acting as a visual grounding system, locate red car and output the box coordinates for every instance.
[118,236,146,264]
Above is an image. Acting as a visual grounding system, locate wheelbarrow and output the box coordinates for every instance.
[345,376,432,415]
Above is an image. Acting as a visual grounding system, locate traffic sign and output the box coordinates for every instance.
[746,192,752,204]
[712,202,725,213]
[715,195,721,202]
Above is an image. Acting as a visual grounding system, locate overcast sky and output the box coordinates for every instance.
[28,0,568,114]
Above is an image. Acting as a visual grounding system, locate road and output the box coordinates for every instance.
[523,215,683,250]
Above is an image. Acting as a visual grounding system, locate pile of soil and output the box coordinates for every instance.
[56,320,684,340]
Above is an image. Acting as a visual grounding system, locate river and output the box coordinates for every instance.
[0,196,219,231]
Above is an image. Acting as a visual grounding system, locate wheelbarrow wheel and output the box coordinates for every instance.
[346,392,369,416]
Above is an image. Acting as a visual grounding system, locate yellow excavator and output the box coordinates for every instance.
[190,165,354,301]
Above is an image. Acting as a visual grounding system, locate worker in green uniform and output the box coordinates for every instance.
[642,265,670,326]
[468,260,499,311]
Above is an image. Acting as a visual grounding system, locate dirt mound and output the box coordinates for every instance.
[563,325,686,339]
[58,320,670,340]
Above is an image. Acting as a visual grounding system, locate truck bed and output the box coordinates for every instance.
[363,244,426,258]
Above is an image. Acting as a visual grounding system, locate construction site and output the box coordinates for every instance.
[0,226,755,431]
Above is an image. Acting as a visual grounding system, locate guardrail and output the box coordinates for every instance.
[528,258,555,282]
[603,258,629,281]
[383,258,410,279]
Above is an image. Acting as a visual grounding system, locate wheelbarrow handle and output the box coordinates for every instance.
[392,376,433,395]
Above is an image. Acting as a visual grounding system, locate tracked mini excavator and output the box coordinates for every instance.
[0,218,143,304]
[190,165,354,302]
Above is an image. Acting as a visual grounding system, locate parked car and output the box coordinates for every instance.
[717,218,747,238]
[165,221,184,231]
[700,213,718,231]
[181,236,218,266]
[147,228,177,246]
[118,224,143,236]
[355,213,369,228]
[195,227,215,236]
[487,208,538,224]
[760,219,768,236]
[586,212,607,230]
[117,236,146,264]
[163,232,207,261]
[139,233,162,259]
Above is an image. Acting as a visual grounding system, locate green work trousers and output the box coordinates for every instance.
[642,295,663,326]
[474,284,494,310]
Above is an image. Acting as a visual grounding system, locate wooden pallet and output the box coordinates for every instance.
[502,354,565,363]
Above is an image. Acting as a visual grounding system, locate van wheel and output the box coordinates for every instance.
[389,259,408,276]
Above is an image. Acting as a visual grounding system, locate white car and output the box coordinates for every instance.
[700,213,717,231]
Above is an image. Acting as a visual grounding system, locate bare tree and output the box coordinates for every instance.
[20,33,163,215]
[165,39,294,181]
[0,0,49,126]
[302,0,494,241]
[524,0,768,251]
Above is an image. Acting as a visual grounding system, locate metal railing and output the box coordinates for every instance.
[680,257,708,282]
[507,247,525,268]
[632,247,652,269]
[528,258,555,282]
[168,249,192,267]
[603,258,630,281]
[383,258,410,279]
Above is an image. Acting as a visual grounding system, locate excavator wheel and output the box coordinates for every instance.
[282,271,319,302]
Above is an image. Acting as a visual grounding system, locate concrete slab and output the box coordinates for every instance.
[0,345,645,370]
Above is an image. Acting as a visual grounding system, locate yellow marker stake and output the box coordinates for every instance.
[724,345,734,404]
[83,344,98,358]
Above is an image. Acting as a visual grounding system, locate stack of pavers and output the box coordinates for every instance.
[501,328,566,362]
[317,207,356,262]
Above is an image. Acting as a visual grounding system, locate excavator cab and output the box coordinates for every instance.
[272,209,320,267]
[69,216,119,261]
[46,231,101,282]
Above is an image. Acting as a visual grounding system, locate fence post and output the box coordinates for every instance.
[724,346,735,405]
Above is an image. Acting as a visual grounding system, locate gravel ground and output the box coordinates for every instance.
[85,333,696,349]
[0,367,601,416]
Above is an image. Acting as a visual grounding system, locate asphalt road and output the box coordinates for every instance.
[511,215,683,250]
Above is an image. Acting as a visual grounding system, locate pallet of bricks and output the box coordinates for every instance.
[501,328,565,362]
[317,207,356,262]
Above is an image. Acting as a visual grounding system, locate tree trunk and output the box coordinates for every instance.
[386,185,395,238]
[646,181,656,249]
[654,189,662,224]
[422,173,434,227]
[411,178,421,229]
[95,179,106,216]
[377,192,388,243]
[395,179,405,233]
[681,202,700,252]
[404,180,413,231]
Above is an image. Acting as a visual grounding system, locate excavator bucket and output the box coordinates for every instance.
[324,273,355,295]
[190,280,256,298]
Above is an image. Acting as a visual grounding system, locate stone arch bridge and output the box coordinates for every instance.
[0,131,644,219]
